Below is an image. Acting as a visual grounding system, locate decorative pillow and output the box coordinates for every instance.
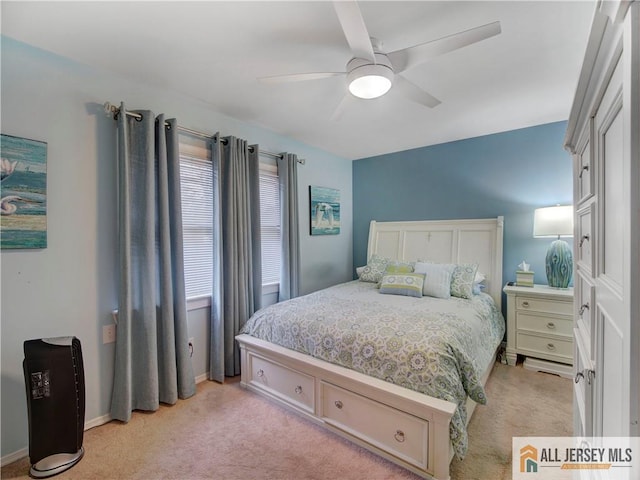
[359,254,390,283]
[413,262,456,298]
[356,266,365,278]
[451,263,479,299]
[473,271,486,295]
[378,273,425,298]
[384,261,414,274]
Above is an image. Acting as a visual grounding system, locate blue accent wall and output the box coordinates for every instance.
[353,121,573,297]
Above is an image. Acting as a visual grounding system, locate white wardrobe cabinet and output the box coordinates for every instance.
[564,0,639,438]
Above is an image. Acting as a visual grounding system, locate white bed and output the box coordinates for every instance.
[236,217,504,480]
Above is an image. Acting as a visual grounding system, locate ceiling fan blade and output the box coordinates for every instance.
[258,72,345,84]
[333,1,376,63]
[394,75,441,108]
[388,21,501,73]
[330,93,353,121]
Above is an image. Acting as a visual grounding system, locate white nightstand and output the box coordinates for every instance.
[503,284,574,378]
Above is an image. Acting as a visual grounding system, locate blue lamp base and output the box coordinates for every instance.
[545,239,573,288]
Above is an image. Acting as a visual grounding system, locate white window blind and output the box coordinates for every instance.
[259,164,281,286]
[179,153,213,299]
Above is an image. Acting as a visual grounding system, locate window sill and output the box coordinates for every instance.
[186,294,212,311]
[262,283,279,296]
[185,284,279,312]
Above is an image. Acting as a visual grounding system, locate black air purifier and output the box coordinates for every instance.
[23,336,85,478]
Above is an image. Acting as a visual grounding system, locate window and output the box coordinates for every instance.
[259,161,281,286]
[179,139,213,300]
[178,137,281,302]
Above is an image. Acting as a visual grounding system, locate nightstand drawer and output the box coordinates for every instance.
[516,297,573,316]
[516,332,573,363]
[517,312,573,337]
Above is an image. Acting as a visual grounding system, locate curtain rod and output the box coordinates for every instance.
[103,102,305,164]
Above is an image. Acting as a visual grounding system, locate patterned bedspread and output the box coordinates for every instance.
[240,280,505,457]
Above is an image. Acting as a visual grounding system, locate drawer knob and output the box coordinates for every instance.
[579,303,590,315]
[580,234,590,247]
[394,430,405,443]
[295,385,303,395]
[546,343,556,351]
[334,400,343,409]
[256,369,264,377]
[522,301,530,308]
[579,164,589,178]
[546,322,556,330]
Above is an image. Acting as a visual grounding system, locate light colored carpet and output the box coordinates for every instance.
[1,362,572,480]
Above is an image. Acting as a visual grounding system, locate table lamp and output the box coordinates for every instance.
[533,205,573,288]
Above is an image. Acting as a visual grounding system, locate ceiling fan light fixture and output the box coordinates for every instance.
[347,64,394,99]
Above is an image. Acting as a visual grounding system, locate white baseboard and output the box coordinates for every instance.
[85,413,112,430]
[2,375,209,467]
[1,447,28,467]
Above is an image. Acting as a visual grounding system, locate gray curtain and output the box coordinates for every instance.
[209,135,262,382]
[277,153,300,301]
[111,103,196,422]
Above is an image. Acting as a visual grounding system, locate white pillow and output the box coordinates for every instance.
[413,262,456,299]
[473,271,486,294]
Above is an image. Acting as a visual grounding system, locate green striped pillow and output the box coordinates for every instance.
[379,273,425,298]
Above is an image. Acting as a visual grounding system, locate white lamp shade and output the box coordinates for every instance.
[533,205,574,237]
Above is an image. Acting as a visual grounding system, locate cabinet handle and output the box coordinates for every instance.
[256,369,264,377]
[522,301,530,308]
[295,385,303,395]
[546,343,556,351]
[579,164,589,178]
[334,400,343,409]
[580,234,590,247]
[546,322,556,330]
[579,303,590,315]
[575,369,595,385]
[394,430,406,443]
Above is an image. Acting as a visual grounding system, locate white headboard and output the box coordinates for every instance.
[367,217,504,309]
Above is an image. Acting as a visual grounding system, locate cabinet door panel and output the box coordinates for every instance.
[592,54,631,437]
[576,134,593,203]
[598,91,624,293]
[576,204,595,275]
[575,271,596,360]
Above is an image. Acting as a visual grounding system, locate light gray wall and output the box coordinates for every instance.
[0,37,352,460]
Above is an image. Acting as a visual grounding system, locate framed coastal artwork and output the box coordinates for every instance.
[309,185,340,235]
[0,134,47,249]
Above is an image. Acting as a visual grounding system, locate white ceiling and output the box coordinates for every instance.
[2,1,595,160]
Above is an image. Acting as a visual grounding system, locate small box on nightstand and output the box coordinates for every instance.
[515,270,534,287]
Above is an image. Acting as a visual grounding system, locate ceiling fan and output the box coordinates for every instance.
[259,1,501,118]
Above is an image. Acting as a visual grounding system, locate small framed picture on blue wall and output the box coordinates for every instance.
[1,134,48,249]
[309,185,340,235]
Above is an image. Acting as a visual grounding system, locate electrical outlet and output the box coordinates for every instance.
[103,324,116,344]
